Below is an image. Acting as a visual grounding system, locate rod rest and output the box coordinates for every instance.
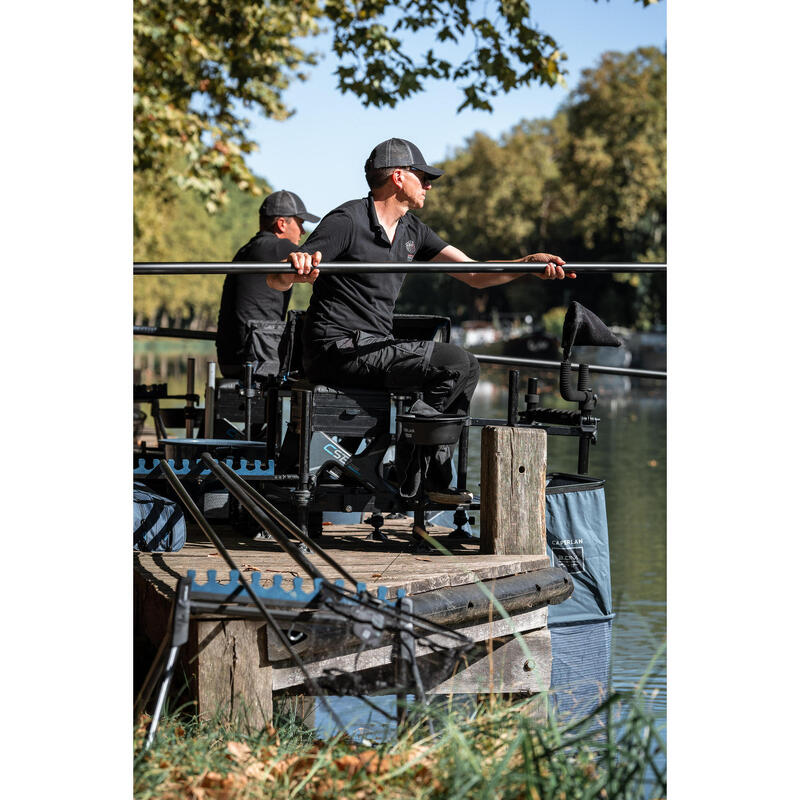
[519,408,583,426]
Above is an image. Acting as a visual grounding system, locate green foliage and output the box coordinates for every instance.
[133,169,271,326]
[415,46,666,328]
[134,0,322,208]
[540,306,567,338]
[133,0,659,207]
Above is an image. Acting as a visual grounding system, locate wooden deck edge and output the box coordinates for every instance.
[270,606,548,691]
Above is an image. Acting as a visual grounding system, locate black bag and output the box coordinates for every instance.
[244,310,305,380]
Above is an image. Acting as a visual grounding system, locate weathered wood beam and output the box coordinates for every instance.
[429,629,552,695]
[479,427,547,555]
[270,607,548,691]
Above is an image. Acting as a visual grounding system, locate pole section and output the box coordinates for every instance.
[204,362,216,439]
[134,261,666,276]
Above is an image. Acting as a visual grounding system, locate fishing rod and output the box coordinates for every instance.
[144,458,351,741]
[134,261,666,275]
[134,325,216,341]
[475,354,666,380]
[132,325,666,380]
[210,456,362,590]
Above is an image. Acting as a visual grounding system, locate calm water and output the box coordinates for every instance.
[134,340,666,739]
[471,365,666,724]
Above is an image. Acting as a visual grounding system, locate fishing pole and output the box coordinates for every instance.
[134,261,666,275]
[131,326,666,380]
[133,325,216,341]
[155,458,469,737]
[211,457,362,590]
[155,457,352,737]
[475,354,666,380]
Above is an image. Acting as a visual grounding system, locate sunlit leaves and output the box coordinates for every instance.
[135,1,661,209]
[134,0,323,207]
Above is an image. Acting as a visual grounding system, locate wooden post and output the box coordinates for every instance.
[195,619,273,730]
[480,426,547,555]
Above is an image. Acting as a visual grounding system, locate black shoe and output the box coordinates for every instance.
[426,488,474,506]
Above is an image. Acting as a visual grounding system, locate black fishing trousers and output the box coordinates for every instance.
[304,335,480,414]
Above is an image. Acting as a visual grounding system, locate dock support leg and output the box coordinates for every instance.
[456,422,470,491]
[196,619,273,731]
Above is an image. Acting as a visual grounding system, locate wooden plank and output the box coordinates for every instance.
[195,619,273,729]
[270,608,548,691]
[479,426,547,555]
[418,608,548,651]
[429,628,552,695]
[134,552,552,596]
[134,552,550,574]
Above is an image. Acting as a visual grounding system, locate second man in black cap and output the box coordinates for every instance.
[216,190,320,378]
[268,139,573,504]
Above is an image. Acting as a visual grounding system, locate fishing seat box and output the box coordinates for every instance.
[283,313,452,439]
[288,384,392,439]
[215,379,268,424]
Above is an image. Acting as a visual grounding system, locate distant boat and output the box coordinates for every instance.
[457,321,503,348]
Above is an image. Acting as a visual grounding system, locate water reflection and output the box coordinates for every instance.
[473,364,666,728]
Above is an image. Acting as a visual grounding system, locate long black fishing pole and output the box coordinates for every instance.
[199,453,327,583]
[134,325,216,341]
[475,354,666,380]
[162,458,468,733]
[134,261,666,275]
[157,458,351,735]
[132,325,666,380]
[212,458,361,590]
[207,459,472,657]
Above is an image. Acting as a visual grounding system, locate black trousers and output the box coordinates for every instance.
[305,337,479,495]
[304,337,480,415]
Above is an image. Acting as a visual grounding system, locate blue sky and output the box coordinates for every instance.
[245,0,666,222]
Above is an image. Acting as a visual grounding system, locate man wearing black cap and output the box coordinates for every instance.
[215,190,320,378]
[268,139,573,503]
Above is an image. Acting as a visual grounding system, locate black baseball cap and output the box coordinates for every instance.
[364,138,444,180]
[259,190,320,223]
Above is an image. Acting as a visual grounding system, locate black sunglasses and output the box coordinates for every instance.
[405,167,433,185]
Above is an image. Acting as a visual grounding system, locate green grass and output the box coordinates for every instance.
[134,685,665,800]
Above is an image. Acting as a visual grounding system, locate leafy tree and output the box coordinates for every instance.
[134,167,315,325]
[133,169,270,327]
[548,47,666,327]
[133,0,660,207]
[415,46,666,328]
[552,47,666,261]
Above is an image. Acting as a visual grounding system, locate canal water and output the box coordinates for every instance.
[134,341,666,744]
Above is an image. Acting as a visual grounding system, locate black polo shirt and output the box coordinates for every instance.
[298,194,448,346]
[215,231,294,366]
